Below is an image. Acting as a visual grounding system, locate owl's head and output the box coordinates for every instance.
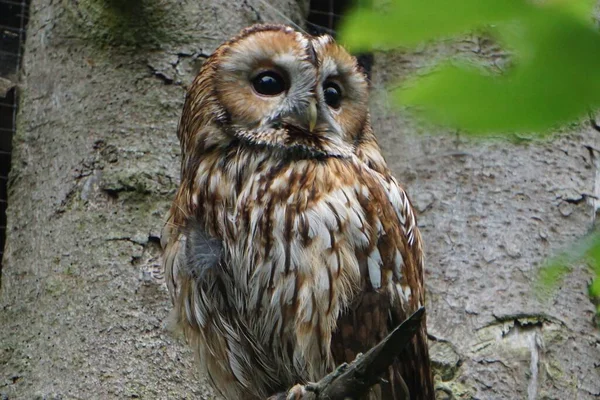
[181,24,370,160]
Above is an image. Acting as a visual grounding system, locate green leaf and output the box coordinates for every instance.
[338,0,527,51]
[552,0,597,20]
[536,233,600,302]
[586,235,600,298]
[340,0,600,134]
[537,260,571,295]
[590,277,600,298]
[394,7,600,133]
[586,235,600,272]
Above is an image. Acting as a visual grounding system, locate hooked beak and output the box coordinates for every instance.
[307,98,317,133]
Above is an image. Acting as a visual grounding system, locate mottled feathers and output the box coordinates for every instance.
[162,24,434,400]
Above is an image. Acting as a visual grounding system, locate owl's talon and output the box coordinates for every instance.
[286,384,308,400]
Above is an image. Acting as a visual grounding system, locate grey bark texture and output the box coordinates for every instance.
[0,1,599,399]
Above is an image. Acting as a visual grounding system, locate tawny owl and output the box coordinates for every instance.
[161,24,434,400]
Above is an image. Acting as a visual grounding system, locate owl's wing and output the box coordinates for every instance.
[384,176,434,400]
[161,214,223,303]
[162,212,286,399]
[161,218,238,398]
[331,147,434,399]
[161,213,184,304]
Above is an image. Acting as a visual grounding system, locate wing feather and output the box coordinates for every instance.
[330,131,433,400]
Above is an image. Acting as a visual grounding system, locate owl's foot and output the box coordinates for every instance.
[286,384,309,399]
[267,384,316,400]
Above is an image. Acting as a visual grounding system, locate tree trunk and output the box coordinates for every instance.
[1,1,599,400]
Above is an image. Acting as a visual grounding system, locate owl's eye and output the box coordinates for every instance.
[323,82,342,109]
[252,71,287,96]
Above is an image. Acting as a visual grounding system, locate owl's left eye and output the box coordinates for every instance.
[323,82,342,109]
[252,71,287,96]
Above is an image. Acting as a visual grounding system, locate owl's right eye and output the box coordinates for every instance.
[252,71,287,96]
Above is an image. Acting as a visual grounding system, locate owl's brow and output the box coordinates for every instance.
[306,40,318,67]
[255,0,309,35]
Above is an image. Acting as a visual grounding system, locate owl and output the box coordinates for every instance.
[161,24,434,400]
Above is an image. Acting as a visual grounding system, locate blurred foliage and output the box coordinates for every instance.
[537,232,600,320]
[339,0,600,319]
[537,233,600,295]
[339,0,600,133]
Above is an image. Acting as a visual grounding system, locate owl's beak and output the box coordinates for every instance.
[308,98,318,133]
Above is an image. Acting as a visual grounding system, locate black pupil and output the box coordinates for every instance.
[323,82,342,108]
[252,72,285,96]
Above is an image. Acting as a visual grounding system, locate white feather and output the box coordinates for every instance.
[394,249,404,280]
[367,247,382,289]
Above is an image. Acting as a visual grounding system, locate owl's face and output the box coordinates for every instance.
[209,25,369,159]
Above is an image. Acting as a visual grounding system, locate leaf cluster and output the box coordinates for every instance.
[339,0,600,133]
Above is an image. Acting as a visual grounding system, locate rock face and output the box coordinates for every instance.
[0,1,599,399]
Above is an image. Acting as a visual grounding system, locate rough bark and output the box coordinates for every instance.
[1,2,599,400]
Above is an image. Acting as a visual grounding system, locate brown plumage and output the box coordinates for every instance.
[161,24,434,400]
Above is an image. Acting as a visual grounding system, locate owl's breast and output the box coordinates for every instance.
[214,156,392,380]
